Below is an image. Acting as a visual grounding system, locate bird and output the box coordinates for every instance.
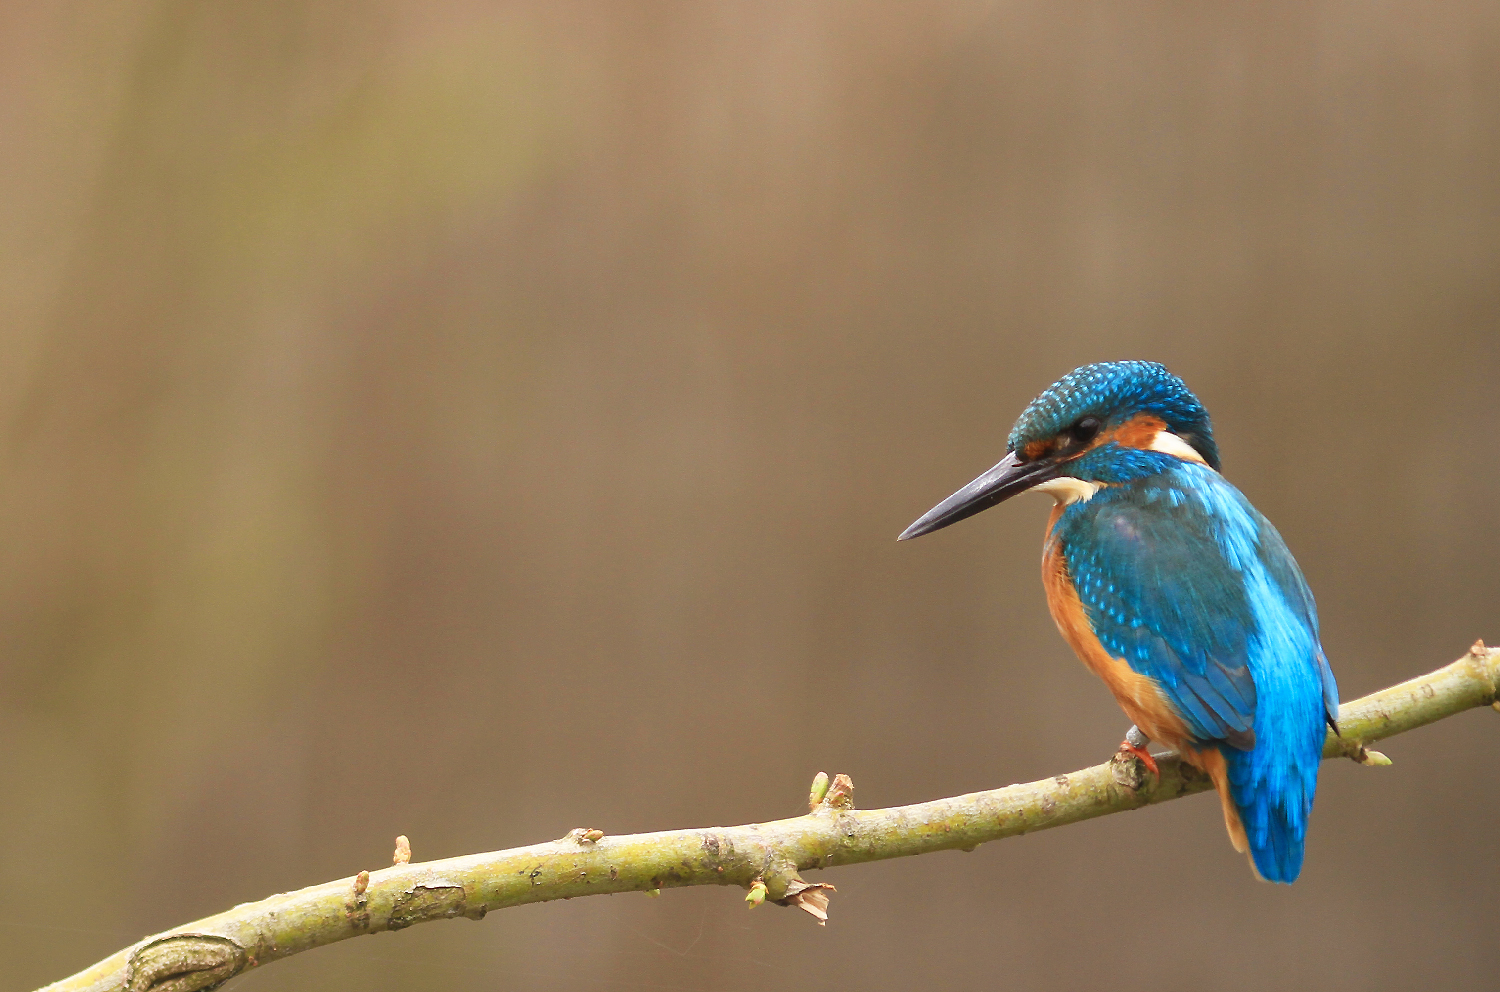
[898,361,1339,883]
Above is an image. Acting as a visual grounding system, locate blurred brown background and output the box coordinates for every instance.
[3,3,1497,991]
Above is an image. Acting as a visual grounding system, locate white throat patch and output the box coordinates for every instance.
[1032,476,1103,505]
[1146,429,1208,465]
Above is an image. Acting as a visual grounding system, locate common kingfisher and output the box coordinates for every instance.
[899,361,1339,883]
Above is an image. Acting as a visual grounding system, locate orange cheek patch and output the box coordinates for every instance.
[1024,439,1053,460]
[1108,414,1169,450]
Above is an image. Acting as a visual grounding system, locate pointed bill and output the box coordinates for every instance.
[898,451,1059,541]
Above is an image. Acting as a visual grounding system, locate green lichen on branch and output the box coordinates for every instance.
[39,644,1499,992]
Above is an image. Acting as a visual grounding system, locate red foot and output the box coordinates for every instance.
[1116,740,1159,777]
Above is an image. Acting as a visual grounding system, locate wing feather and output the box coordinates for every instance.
[1058,470,1266,748]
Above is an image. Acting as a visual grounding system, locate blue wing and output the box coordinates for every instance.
[1055,464,1338,747]
[1058,469,1258,747]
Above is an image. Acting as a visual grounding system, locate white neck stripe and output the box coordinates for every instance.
[1146,429,1208,465]
[1032,476,1103,505]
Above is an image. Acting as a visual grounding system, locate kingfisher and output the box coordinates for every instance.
[899,361,1339,883]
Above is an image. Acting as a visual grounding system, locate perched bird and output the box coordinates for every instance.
[899,361,1338,883]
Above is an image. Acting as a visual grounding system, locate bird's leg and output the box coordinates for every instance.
[1115,725,1159,777]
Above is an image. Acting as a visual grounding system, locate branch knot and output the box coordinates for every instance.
[123,934,246,992]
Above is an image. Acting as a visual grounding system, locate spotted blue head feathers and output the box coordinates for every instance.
[1007,360,1221,471]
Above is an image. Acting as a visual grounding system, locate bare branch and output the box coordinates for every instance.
[41,644,1499,992]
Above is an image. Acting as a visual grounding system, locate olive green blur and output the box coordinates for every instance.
[2,4,1497,991]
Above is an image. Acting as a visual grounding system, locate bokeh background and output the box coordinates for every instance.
[3,3,1498,990]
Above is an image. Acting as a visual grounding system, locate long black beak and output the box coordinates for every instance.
[897,451,1058,541]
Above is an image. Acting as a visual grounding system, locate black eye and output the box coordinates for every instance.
[1070,416,1101,445]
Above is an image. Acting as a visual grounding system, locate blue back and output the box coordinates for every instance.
[1053,452,1338,882]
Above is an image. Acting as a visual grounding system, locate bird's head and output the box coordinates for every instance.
[898,361,1219,540]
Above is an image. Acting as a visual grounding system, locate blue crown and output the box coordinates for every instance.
[1007,361,1221,470]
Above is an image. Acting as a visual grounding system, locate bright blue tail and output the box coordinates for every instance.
[1221,745,1313,882]
[1221,644,1327,883]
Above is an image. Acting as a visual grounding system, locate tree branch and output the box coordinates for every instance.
[42,643,1500,992]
